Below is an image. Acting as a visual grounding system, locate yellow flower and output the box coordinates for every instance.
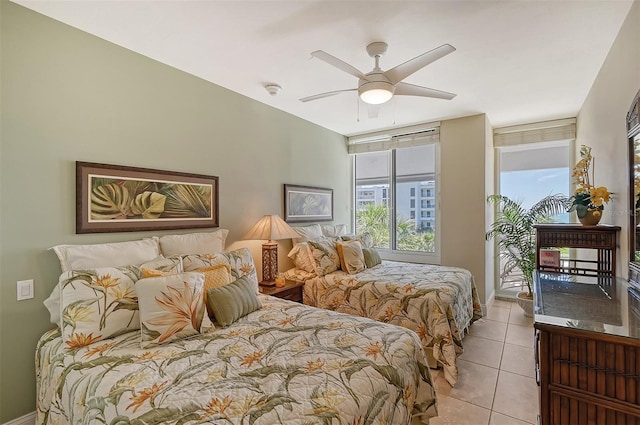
[364,341,382,360]
[305,359,325,373]
[202,395,233,417]
[83,342,113,358]
[90,274,120,291]
[239,263,253,275]
[589,186,611,206]
[63,305,93,324]
[240,350,263,367]
[147,281,202,343]
[126,381,167,413]
[65,332,101,350]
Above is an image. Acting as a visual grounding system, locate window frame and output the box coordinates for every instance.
[352,141,441,264]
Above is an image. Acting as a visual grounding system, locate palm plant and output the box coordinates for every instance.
[485,194,569,297]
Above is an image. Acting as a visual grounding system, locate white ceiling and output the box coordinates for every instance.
[13,0,634,136]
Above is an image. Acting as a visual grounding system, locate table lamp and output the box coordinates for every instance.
[242,214,300,285]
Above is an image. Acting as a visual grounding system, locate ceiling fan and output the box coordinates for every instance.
[300,42,457,107]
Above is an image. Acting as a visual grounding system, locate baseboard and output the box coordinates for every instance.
[3,412,35,425]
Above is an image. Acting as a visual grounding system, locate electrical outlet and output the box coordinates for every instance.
[17,279,34,301]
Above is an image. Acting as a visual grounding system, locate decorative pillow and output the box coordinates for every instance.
[307,238,341,276]
[197,264,233,298]
[362,247,382,268]
[287,243,316,274]
[51,237,161,273]
[336,240,365,275]
[137,256,184,278]
[56,267,140,348]
[182,252,229,272]
[341,233,374,249]
[321,224,348,237]
[206,276,262,327]
[158,229,229,257]
[220,248,259,291]
[136,272,206,348]
[188,264,233,331]
[292,224,323,244]
[44,256,182,327]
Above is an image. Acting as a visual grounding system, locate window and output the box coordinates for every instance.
[354,142,438,257]
[493,118,574,298]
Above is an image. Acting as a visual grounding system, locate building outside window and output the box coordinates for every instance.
[354,143,438,255]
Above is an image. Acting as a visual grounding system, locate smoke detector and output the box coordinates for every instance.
[265,84,282,96]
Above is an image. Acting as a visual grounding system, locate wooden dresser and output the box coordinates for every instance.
[534,272,640,424]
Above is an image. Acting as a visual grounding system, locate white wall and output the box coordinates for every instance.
[576,0,640,277]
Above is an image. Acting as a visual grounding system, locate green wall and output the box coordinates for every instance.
[0,2,349,421]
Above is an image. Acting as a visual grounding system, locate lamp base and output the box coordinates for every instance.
[262,242,278,282]
[259,280,276,287]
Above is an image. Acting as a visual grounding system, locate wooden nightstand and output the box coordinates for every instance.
[259,280,304,303]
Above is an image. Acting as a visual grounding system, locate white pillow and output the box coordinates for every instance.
[159,229,229,256]
[57,267,141,347]
[44,256,183,327]
[292,224,323,244]
[51,237,161,273]
[287,243,316,274]
[137,272,206,348]
[321,224,348,237]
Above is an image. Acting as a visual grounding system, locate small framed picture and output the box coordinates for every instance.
[283,184,333,223]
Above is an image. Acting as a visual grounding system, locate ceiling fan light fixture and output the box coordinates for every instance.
[358,81,394,105]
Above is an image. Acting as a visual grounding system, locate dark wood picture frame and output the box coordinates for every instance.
[283,184,333,223]
[76,161,219,233]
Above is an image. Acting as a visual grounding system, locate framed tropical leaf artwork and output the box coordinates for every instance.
[76,161,218,233]
[284,184,333,223]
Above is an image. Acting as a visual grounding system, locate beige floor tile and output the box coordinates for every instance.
[492,371,539,424]
[434,359,498,409]
[430,395,491,425]
[490,299,514,310]
[467,318,507,342]
[459,335,504,369]
[508,309,534,327]
[489,411,534,425]
[500,343,535,378]
[486,306,510,323]
[505,323,535,348]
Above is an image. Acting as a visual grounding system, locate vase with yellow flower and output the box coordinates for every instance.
[568,145,611,225]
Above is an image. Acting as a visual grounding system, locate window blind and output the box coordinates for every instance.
[493,118,576,147]
[347,122,440,154]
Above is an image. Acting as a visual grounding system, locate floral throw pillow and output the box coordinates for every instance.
[182,252,230,272]
[336,240,365,274]
[221,248,259,291]
[136,272,206,348]
[307,238,341,276]
[59,267,140,350]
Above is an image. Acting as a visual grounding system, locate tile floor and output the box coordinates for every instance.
[430,299,539,425]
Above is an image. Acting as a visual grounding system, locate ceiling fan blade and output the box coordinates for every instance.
[384,44,456,84]
[299,88,356,102]
[311,50,368,80]
[395,82,456,100]
[367,104,381,119]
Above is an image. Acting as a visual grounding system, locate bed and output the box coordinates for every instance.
[36,295,437,425]
[286,260,483,386]
[38,231,438,425]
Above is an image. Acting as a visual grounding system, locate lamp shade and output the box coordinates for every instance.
[242,215,300,241]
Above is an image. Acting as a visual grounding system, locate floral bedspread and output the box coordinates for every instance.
[294,261,483,385]
[36,295,437,425]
